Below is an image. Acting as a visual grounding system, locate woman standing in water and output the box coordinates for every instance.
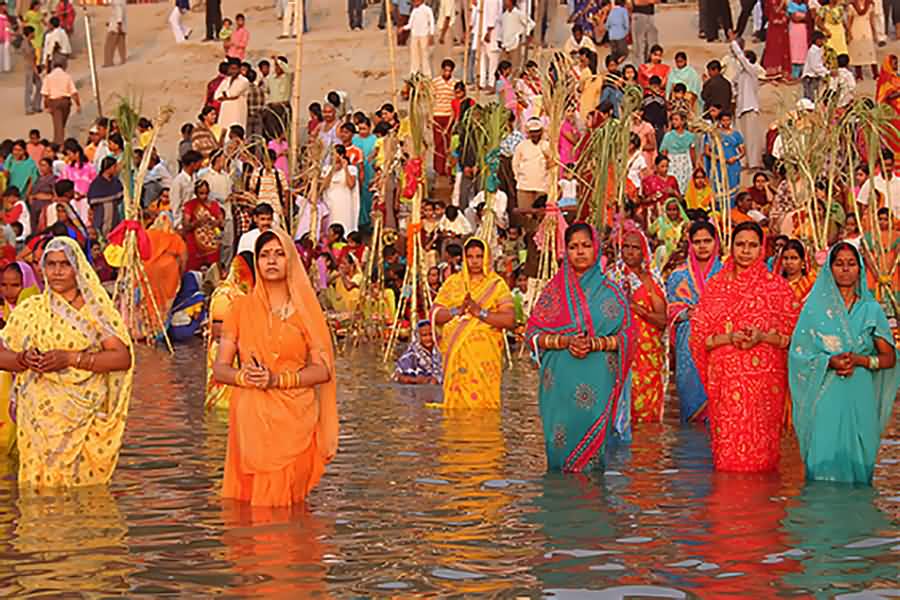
[613,222,667,424]
[431,238,515,410]
[690,222,800,472]
[213,229,336,507]
[665,220,723,423]
[0,237,133,489]
[790,242,899,484]
[527,224,635,473]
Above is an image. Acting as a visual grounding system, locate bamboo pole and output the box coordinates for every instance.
[83,11,102,116]
[385,0,400,110]
[288,0,305,234]
[475,0,486,98]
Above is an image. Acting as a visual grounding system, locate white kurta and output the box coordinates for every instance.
[215,75,250,130]
[322,164,359,233]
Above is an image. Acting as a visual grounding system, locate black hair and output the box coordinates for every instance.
[238,250,256,284]
[229,125,245,139]
[254,230,280,259]
[373,121,392,136]
[732,221,763,244]
[707,60,722,72]
[464,238,485,253]
[445,205,459,220]
[735,191,752,205]
[655,154,669,166]
[181,122,194,136]
[199,105,217,121]
[746,50,757,64]
[649,44,663,56]
[253,203,274,217]
[138,117,152,129]
[100,156,118,173]
[837,53,850,68]
[108,132,124,148]
[62,138,88,166]
[182,150,203,167]
[446,243,463,258]
[340,122,357,135]
[3,185,20,198]
[812,30,827,43]
[308,102,323,121]
[326,91,342,109]
[258,59,270,69]
[218,61,230,75]
[783,238,806,261]
[829,241,860,267]
[673,82,687,93]
[564,222,593,245]
[54,179,75,196]
[674,51,687,62]
[649,75,662,86]
[441,58,455,70]
[329,223,346,240]
[688,219,716,241]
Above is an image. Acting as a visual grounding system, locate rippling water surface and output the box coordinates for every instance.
[0,343,897,598]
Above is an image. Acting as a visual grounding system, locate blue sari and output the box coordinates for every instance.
[352,133,376,229]
[526,232,635,473]
[665,245,722,423]
[789,245,900,484]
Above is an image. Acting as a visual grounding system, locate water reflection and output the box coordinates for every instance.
[0,345,893,598]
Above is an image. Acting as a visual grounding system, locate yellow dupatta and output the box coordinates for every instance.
[431,239,513,410]
[1,237,133,489]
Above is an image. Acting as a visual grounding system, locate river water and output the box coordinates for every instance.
[0,343,897,598]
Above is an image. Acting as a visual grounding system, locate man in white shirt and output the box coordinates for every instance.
[469,188,509,229]
[171,151,203,230]
[512,118,550,213]
[729,34,763,169]
[237,203,275,255]
[498,0,533,75]
[403,0,435,77]
[473,0,502,90]
[857,152,900,213]
[103,0,127,67]
[42,17,71,69]
[562,23,596,56]
[435,0,456,74]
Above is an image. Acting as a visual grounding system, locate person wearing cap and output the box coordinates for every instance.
[512,118,550,217]
[40,59,80,146]
[263,56,293,139]
[214,58,250,130]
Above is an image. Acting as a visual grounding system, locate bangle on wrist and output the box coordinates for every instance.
[75,351,83,369]
[449,307,459,317]
[869,355,879,371]
[479,308,489,321]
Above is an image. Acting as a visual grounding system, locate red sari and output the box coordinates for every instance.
[184,198,224,271]
[762,0,791,77]
[637,62,670,89]
[689,255,800,471]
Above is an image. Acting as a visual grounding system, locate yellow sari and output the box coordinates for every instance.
[206,254,255,412]
[0,237,133,489]
[431,242,513,410]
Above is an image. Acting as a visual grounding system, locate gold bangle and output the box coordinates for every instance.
[296,370,304,388]
[75,352,83,369]
[86,353,96,371]
[607,336,618,352]
[235,368,248,387]
[869,355,879,371]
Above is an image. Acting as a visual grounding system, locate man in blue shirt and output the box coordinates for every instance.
[606,0,629,59]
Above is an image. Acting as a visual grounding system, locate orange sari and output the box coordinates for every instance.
[142,213,187,331]
[876,54,900,154]
[221,229,337,507]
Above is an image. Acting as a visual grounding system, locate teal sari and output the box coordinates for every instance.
[526,230,635,473]
[352,133,376,229]
[789,244,900,485]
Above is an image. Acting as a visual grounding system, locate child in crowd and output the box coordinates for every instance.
[558,163,578,209]
[219,17,233,53]
[668,83,691,120]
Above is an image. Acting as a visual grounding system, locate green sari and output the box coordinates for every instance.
[526,229,635,473]
[789,244,900,485]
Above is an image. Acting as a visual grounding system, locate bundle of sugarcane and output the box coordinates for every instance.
[296,137,325,243]
[688,113,740,251]
[110,97,175,351]
[576,84,643,233]
[840,99,900,318]
[383,74,433,362]
[776,93,845,253]
[463,101,509,250]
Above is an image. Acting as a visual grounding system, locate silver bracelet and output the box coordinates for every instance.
[449,307,460,317]
[869,355,879,371]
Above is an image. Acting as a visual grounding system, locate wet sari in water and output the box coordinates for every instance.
[221,229,337,507]
[690,250,800,472]
[0,237,133,488]
[526,228,635,473]
[789,245,900,484]
[665,237,722,423]
[610,224,666,424]
[431,242,513,410]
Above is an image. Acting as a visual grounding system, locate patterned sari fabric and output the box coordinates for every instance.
[143,212,188,333]
[665,237,723,423]
[0,237,133,489]
[789,245,900,484]
[431,241,513,410]
[526,228,635,473]
[690,250,800,472]
[205,254,255,411]
[877,54,900,154]
[393,325,443,384]
[610,224,667,424]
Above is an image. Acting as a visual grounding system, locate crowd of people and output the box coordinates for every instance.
[0,0,896,514]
